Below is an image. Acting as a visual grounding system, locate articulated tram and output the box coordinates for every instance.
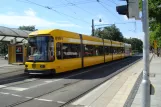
[25,29,132,74]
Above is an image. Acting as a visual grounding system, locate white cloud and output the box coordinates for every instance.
[0,8,80,28]
[24,8,36,17]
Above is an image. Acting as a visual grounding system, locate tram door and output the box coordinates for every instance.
[16,45,23,62]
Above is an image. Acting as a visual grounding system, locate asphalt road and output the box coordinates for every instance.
[0,58,8,67]
[0,58,25,84]
[0,56,142,107]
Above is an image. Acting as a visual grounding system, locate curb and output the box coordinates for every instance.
[124,54,154,107]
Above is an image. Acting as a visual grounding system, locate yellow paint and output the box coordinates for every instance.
[54,58,81,73]
[113,54,123,60]
[8,45,16,64]
[154,40,157,49]
[84,56,104,67]
[105,55,112,62]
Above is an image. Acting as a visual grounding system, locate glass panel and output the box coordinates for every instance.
[96,46,104,56]
[56,43,80,59]
[22,39,28,43]
[84,45,96,57]
[2,37,15,41]
[0,36,4,41]
[16,38,24,42]
[105,46,110,55]
[27,36,54,62]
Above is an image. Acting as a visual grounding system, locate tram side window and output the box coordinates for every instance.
[117,47,124,54]
[110,46,112,54]
[84,45,96,57]
[112,47,117,54]
[110,47,113,54]
[122,47,125,53]
[104,46,111,55]
[56,43,80,59]
[96,46,104,56]
[115,47,124,54]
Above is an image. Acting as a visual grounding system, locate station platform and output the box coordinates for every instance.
[0,58,24,75]
[70,54,159,107]
[131,55,161,107]
[0,60,24,76]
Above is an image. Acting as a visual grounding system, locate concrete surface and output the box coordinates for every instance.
[0,58,10,67]
[71,54,154,107]
[72,57,144,107]
[131,56,161,107]
[0,59,24,74]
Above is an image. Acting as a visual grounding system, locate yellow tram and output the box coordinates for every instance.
[25,29,132,74]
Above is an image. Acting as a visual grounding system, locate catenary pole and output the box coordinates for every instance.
[92,19,95,36]
[141,0,151,106]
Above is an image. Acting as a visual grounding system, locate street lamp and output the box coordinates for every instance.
[91,18,102,36]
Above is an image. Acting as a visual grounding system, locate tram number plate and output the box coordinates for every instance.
[32,64,36,69]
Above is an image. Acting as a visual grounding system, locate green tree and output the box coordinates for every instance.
[94,25,124,42]
[18,25,37,31]
[124,38,143,52]
[140,0,161,48]
[0,42,8,55]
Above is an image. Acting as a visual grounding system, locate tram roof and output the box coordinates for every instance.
[0,26,31,42]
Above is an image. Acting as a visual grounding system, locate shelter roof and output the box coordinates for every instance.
[0,26,31,42]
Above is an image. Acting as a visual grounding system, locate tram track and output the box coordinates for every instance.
[0,57,131,89]
[3,56,142,107]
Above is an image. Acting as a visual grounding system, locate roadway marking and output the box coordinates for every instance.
[0,78,38,91]
[57,101,66,104]
[45,81,53,83]
[4,87,28,91]
[0,85,6,88]
[0,92,9,95]
[11,94,21,97]
[27,79,61,89]
[34,98,53,102]
[0,91,54,102]
[25,96,33,99]
[25,58,130,90]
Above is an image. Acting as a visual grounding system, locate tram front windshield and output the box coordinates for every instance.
[27,36,54,62]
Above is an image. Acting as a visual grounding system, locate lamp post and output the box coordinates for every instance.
[91,19,102,36]
[92,19,95,36]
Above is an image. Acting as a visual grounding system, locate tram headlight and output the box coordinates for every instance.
[40,65,45,68]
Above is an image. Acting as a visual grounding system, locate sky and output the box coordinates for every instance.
[0,0,144,40]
